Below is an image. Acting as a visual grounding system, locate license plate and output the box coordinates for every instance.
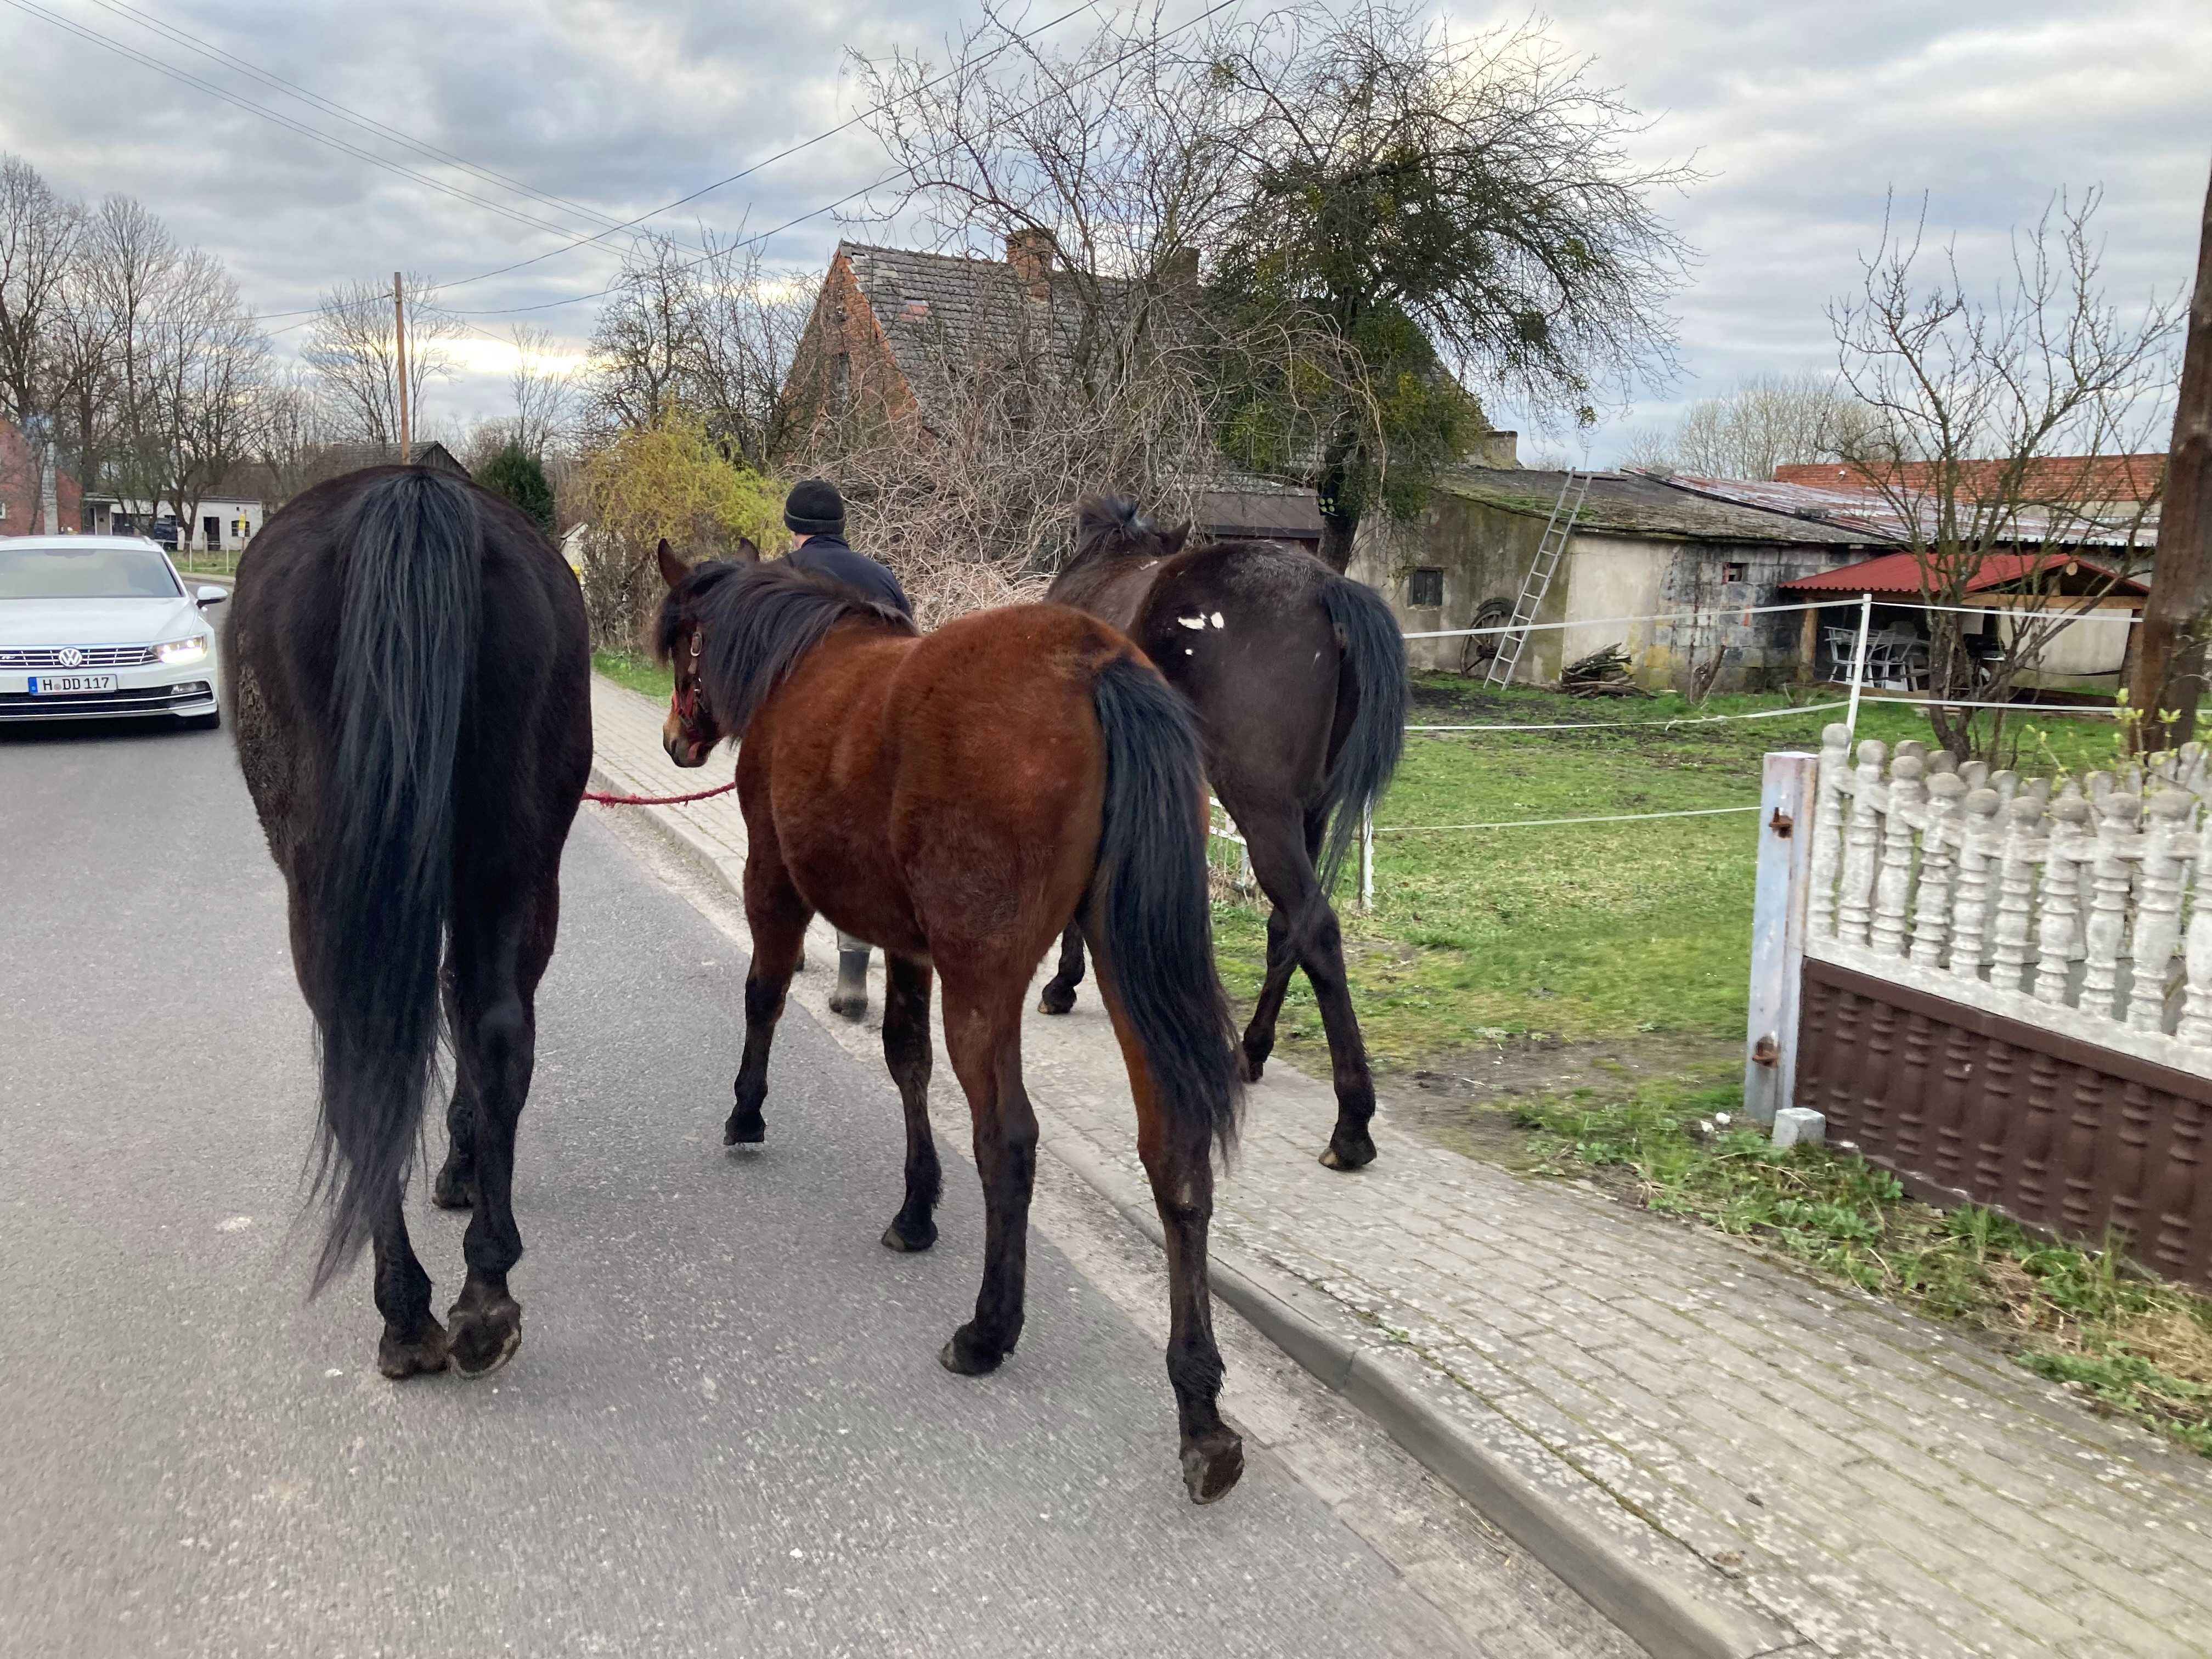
[28,674,118,695]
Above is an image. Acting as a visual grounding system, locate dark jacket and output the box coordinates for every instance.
[786,534,910,617]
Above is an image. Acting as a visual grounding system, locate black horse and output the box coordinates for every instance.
[227,466,591,1380]
[1040,496,1407,1171]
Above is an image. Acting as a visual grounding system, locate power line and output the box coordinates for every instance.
[76,0,704,249]
[437,0,1245,321]
[0,0,620,246]
[426,0,1102,297]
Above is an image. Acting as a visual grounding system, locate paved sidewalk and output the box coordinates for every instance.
[590,675,2212,1659]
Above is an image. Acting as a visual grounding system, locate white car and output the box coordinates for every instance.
[0,535,226,729]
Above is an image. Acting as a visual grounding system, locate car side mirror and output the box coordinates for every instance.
[195,585,228,606]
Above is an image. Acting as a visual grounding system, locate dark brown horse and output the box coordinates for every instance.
[1040,497,1407,1172]
[227,467,591,1380]
[652,540,1246,1502]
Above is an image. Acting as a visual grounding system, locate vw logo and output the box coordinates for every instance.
[57,647,84,668]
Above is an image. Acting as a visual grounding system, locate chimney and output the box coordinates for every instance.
[1006,228,1054,299]
[1473,429,1519,469]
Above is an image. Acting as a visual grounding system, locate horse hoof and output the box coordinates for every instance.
[1181,1430,1244,1504]
[1318,1128,1377,1172]
[724,1110,766,1146]
[431,1163,476,1210]
[1238,1048,1266,1084]
[1038,987,1075,1017]
[376,1318,450,1380]
[828,993,868,1022]
[448,1299,522,1380]
[938,1324,1006,1376]
[881,1217,937,1252]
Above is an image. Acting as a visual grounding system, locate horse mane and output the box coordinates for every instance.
[659,559,917,736]
[1071,493,1169,567]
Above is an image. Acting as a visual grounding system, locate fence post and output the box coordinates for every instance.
[1359,804,1374,912]
[1844,591,1873,740]
[1745,751,1819,1126]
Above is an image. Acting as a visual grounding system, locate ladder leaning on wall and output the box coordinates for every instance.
[1485,469,1591,687]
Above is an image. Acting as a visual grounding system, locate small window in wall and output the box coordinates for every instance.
[1408,567,1444,608]
[1723,561,1748,584]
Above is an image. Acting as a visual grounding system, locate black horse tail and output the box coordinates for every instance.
[1315,573,1409,894]
[1089,656,1242,1165]
[309,470,483,1292]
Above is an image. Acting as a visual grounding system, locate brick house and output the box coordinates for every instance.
[0,416,82,536]
[781,234,1325,549]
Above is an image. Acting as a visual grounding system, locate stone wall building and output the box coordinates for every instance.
[1352,457,1887,690]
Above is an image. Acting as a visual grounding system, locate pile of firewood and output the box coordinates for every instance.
[1559,644,1644,697]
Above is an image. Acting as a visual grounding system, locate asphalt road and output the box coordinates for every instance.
[0,712,1490,1658]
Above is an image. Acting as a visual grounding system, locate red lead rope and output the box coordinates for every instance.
[583,780,739,806]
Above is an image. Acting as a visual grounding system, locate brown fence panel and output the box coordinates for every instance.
[1798,955,2212,1289]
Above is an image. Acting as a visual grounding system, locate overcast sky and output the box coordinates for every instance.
[2,0,2205,466]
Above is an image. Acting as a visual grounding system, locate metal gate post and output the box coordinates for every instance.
[1745,751,1819,1125]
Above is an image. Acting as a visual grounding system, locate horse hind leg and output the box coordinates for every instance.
[431,967,478,1209]
[1243,806,1377,1172]
[879,953,941,1252]
[1036,919,1086,1015]
[374,1193,448,1379]
[936,977,1036,1376]
[444,873,558,1379]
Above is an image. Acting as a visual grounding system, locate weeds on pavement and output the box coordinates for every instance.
[1513,1078,2212,1458]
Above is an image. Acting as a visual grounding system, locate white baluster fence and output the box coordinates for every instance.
[1808,724,2212,1079]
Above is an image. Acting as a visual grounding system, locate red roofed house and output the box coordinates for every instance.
[0,416,82,537]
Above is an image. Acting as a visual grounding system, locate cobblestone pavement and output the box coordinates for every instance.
[591,675,2212,1659]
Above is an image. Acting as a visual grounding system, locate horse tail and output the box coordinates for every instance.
[1314,573,1409,894]
[1088,655,1242,1165]
[309,469,483,1292]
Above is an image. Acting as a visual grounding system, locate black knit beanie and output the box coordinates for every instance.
[783,477,845,538]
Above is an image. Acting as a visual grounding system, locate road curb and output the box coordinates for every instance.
[587,691,1794,1659]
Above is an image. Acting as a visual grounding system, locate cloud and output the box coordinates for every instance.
[2,0,2204,458]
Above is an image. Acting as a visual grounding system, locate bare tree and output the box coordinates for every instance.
[846,0,1242,584]
[584,231,806,469]
[150,253,268,545]
[304,274,455,447]
[2127,162,2212,751]
[508,324,574,458]
[0,155,83,529]
[1663,371,1869,479]
[797,269,1203,622]
[1831,190,2181,757]
[255,365,342,504]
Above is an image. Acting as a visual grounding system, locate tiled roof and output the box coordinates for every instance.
[839,241,1117,416]
[1435,466,1884,546]
[1775,454,2166,504]
[1658,472,2156,551]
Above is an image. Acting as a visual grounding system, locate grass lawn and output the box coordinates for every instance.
[594,648,671,701]
[1214,674,2139,1077]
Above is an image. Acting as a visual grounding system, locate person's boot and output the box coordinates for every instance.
[829,947,870,1020]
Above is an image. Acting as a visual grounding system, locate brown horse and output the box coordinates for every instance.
[1039,497,1408,1171]
[652,540,1246,1503]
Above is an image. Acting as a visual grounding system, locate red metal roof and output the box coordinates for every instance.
[1774,454,2166,504]
[1777,549,2148,597]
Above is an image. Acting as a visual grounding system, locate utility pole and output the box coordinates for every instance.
[393,270,411,466]
[2128,160,2212,750]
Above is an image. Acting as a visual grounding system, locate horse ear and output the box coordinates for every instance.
[1164,520,1192,556]
[656,538,690,590]
[733,537,761,565]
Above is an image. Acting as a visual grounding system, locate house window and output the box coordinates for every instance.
[1408,567,1444,608]
[1723,561,1748,584]
[0,501,9,520]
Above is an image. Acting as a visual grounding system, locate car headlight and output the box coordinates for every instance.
[157,634,210,665]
